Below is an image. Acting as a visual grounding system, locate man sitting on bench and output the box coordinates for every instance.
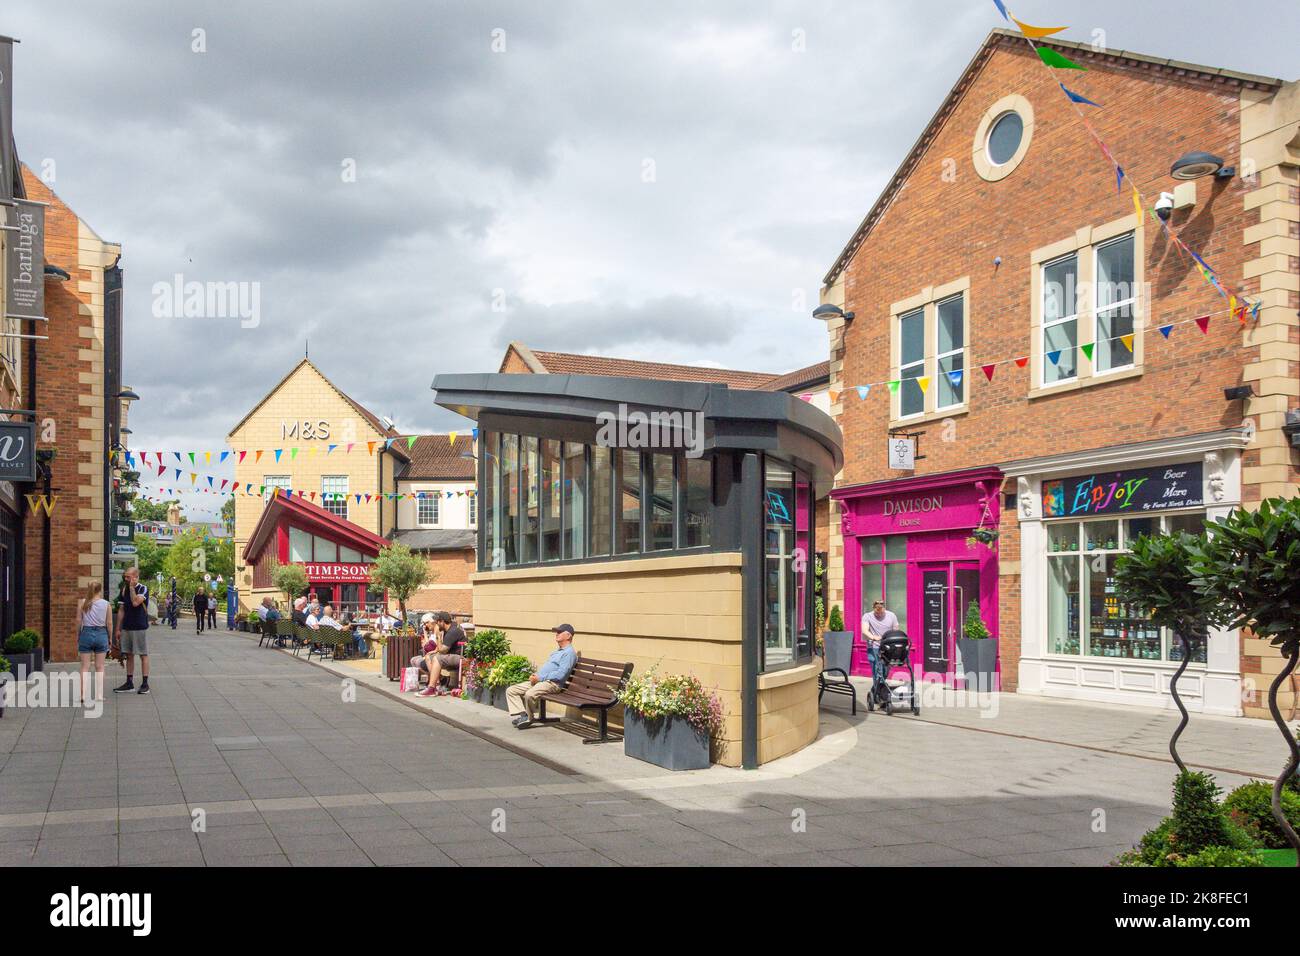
[508,624,578,728]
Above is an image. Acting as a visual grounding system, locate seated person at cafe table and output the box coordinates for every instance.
[416,611,466,697]
[508,624,578,728]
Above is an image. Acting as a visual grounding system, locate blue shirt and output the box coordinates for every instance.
[536,646,577,685]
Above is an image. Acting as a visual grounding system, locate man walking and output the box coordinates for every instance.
[193,588,208,633]
[862,599,900,697]
[114,566,151,695]
[507,624,578,728]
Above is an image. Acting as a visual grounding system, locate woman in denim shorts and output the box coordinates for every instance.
[77,581,111,704]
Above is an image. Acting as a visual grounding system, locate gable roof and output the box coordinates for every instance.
[765,361,830,393]
[227,358,410,460]
[400,434,476,480]
[242,489,390,563]
[822,28,1284,289]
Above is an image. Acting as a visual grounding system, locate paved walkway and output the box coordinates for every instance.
[0,620,1287,866]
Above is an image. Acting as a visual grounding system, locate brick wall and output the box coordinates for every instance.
[826,36,1294,699]
[21,169,116,661]
[406,548,474,616]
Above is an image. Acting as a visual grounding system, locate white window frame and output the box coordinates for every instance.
[897,308,926,420]
[1040,253,1079,388]
[935,293,965,412]
[418,493,440,527]
[1092,233,1137,375]
[321,475,348,519]
[263,475,291,502]
[468,492,478,527]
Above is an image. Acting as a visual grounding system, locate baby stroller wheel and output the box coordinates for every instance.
[911,701,920,716]
[884,700,894,716]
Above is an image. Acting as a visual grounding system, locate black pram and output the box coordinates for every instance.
[867,629,920,716]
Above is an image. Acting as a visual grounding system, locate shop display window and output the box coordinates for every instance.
[1044,512,1208,663]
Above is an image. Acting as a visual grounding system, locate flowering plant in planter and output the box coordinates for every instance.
[482,654,533,689]
[618,669,723,738]
[464,628,509,664]
[460,658,484,696]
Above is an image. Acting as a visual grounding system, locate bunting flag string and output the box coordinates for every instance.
[995,2,1258,317]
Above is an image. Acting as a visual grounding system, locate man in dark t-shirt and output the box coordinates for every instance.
[113,567,151,695]
[193,590,208,633]
[416,611,466,698]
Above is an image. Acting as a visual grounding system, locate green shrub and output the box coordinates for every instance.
[1175,846,1264,868]
[465,628,509,664]
[3,629,39,654]
[482,654,532,688]
[1114,772,1259,866]
[1224,781,1300,849]
[963,601,991,639]
[827,605,844,632]
[0,654,10,674]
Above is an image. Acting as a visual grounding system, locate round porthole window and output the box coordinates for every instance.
[987,112,1023,166]
[972,95,1034,182]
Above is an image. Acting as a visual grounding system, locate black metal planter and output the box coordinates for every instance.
[624,712,710,771]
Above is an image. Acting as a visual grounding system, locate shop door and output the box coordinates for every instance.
[917,562,980,681]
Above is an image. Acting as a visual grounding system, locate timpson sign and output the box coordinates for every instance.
[296,562,372,582]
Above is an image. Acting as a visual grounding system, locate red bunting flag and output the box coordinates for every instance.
[1014,356,1029,368]
[1195,316,1211,334]
[981,364,997,381]
[238,451,246,463]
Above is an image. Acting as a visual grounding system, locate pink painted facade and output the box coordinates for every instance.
[831,467,1002,685]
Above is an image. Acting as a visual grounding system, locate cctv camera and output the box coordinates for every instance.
[1155,192,1175,222]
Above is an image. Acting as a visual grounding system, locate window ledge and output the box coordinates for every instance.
[1028,365,1142,400]
[1043,652,1206,670]
[758,658,822,690]
[889,405,969,429]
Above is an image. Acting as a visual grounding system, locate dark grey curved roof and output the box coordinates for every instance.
[433,372,843,487]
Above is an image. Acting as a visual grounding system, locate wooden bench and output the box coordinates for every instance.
[533,658,634,744]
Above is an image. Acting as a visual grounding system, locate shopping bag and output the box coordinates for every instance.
[400,666,421,693]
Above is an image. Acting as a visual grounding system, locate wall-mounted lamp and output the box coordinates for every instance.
[1224,384,1254,401]
[1283,409,1300,449]
[116,388,140,402]
[812,303,855,322]
[1171,151,1234,181]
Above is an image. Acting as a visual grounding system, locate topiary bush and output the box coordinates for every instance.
[828,605,844,632]
[1224,781,1300,849]
[1115,771,1259,866]
[3,629,40,654]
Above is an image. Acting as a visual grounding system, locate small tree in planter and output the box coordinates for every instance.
[1190,497,1300,864]
[3,628,43,677]
[1114,531,1225,773]
[269,560,309,610]
[618,668,724,771]
[823,605,852,675]
[368,543,431,625]
[461,629,510,701]
[958,601,996,691]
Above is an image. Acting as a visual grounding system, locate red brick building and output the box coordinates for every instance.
[816,30,1299,718]
[19,167,123,662]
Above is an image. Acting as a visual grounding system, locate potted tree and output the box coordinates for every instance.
[1115,530,1224,773]
[368,543,432,626]
[1189,497,1300,865]
[822,605,853,677]
[619,669,724,770]
[3,629,43,677]
[957,601,996,691]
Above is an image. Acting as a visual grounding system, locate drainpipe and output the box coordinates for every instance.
[740,452,762,769]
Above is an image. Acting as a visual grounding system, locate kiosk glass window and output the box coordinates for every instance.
[339,546,362,564]
[649,453,675,551]
[322,476,348,519]
[680,457,711,548]
[499,434,519,568]
[617,451,642,555]
[563,443,587,560]
[313,536,337,563]
[763,458,812,669]
[520,436,539,563]
[482,432,497,563]
[541,439,562,562]
[590,446,613,557]
[289,526,312,563]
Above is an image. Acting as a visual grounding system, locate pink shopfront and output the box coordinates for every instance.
[831,467,1002,686]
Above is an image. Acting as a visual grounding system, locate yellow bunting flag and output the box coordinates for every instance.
[190,473,197,484]
[1120,334,1134,352]
[1131,185,1143,222]
[829,390,840,405]
[448,432,457,447]
[916,377,930,394]
[1013,17,1067,38]
[204,451,211,464]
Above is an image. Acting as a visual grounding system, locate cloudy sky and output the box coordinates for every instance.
[7,1,1298,517]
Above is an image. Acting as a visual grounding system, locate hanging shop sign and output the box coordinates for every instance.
[888,436,915,470]
[0,419,35,482]
[1042,461,1204,518]
[5,200,44,321]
